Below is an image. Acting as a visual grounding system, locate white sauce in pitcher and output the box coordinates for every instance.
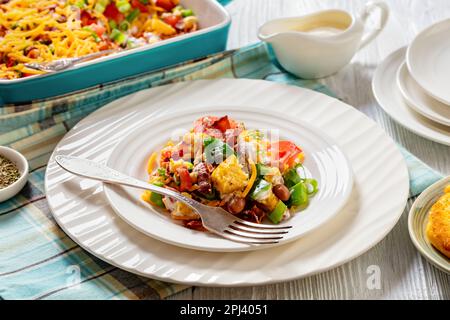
[305,27,344,36]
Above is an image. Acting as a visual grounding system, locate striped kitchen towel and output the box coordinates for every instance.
[0,44,443,299]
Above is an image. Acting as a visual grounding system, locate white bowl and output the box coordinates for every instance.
[0,146,29,203]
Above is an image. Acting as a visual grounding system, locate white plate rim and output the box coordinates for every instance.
[406,18,450,105]
[372,46,450,146]
[103,106,354,252]
[44,79,410,286]
[396,62,450,127]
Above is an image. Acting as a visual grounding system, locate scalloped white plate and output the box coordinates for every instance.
[45,79,409,286]
[407,19,450,105]
[397,63,450,127]
[103,108,353,252]
[373,47,450,146]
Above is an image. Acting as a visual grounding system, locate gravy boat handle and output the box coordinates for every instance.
[358,1,390,50]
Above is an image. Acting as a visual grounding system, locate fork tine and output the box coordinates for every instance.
[220,232,280,245]
[225,228,284,240]
[234,219,292,230]
[229,224,288,235]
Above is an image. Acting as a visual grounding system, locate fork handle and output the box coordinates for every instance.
[55,155,203,210]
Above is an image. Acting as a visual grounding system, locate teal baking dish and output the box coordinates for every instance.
[0,0,230,106]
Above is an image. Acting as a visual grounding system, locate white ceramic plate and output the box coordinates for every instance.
[408,176,450,274]
[45,79,409,286]
[372,47,450,146]
[397,63,450,127]
[407,19,450,105]
[103,108,353,252]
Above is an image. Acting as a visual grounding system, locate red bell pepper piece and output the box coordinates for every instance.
[131,0,148,12]
[104,3,125,22]
[80,10,97,26]
[177,167,192,192]
[270,141,302,170]
[155,0,176,11]
[163,15,181,28]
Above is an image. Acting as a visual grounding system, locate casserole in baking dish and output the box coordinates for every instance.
[0,0,230,105]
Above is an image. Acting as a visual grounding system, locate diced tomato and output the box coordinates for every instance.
[270,141,302,171]
[212,115,233,133]
[177,167,192,192]
[161,149,172,162]
[205,128,225,140]
[98,40,111,51]
[80,10,97,26]
[5,56,15,68]
[155,0,176,11]
[193,116,219,133]
[26,48,39,59]
[131,0,148,12]
[22,73,34,78]
[163,15,181,28]
[91,24,106,37]
[183,220,206,231]
[104,3,125,22]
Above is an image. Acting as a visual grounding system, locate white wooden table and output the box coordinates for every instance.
[169,0,450,300]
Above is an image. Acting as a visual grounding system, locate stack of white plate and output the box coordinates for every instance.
[373,19,450,146]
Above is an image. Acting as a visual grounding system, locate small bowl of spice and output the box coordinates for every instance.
[0,146,29,203]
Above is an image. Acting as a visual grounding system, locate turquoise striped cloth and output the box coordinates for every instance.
[0,3,443,300]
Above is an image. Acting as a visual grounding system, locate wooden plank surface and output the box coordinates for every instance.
[168,0,450,300]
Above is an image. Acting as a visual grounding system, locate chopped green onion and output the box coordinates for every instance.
[82,27,101,42]
[75,0,88,8]
[203,137,235,164]
[110,28,126,43]
[289,182,308,207]
[126,8,140,22]
[304,178,319,195]
[157,168,166,178]
[283,167,301,188]
[173,5,183,12]
[110,28,121,39]
[108,19,117,29]
[139,0,149,4]
[250,179,271,201]
[94,3,106,13]
[119,20,130,31]
[181,9,194,17]
[116,0,131,13]
[256,163,272,177]
[149,185,165,208]
[268,201,287,224]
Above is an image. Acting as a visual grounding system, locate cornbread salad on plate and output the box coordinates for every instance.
[142,115,318,231]
[102,105,354,252]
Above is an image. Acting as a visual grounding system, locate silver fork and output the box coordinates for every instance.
[24,49,118,72]
[55,155,291,245]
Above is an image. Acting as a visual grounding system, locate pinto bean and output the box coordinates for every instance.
[228,196,246,214]
[273,184,290,201]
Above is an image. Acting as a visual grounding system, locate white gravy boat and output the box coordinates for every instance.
[258,1,389,79]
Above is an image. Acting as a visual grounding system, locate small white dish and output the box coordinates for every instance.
[408,176,450,274]
[372,47,450,146]
[407,18,450,105]
[397,63,450,127]
[258,1,389,79]
[0,146,29,203]
[103,108,354,252]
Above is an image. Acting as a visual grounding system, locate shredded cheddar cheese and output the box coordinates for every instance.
[0,0,198,79]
